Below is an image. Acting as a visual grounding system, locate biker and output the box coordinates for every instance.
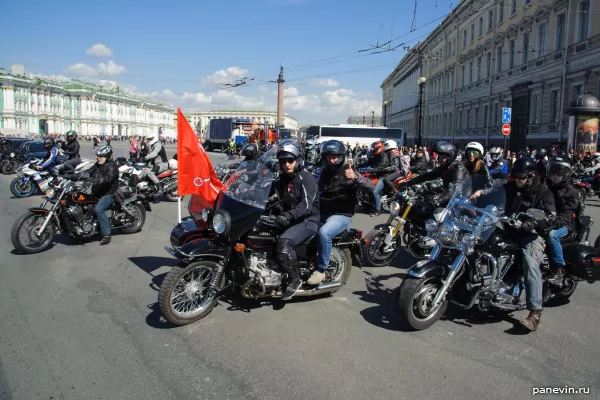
[271,140,320,300]
[534,148,548,179]
[36,138,61,172]
[410,147,428,175]
[62,131,81,173]
[545,156,579,286]
[463,142,492,184]
[87,145,120,245]
[358,141,392,216]
[488,146,509,180]
[471,157,556,332]
[0,136,9,155]
[306,140,374,285]
[241,143,260,161]
[380,140,407,196]
[142,136,168,195]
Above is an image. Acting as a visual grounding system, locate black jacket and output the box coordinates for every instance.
[359,152,392,176]
[403,160,468,190]
[273,169,320,223]
[463,160,493,186]
[88,160,119,197]
[64,140,80,159]
[410,155,428,175]
[547,180,579,232]
[319,162,375,217]
[536,159,547,179]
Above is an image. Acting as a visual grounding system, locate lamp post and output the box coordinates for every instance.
[417,76,426,147]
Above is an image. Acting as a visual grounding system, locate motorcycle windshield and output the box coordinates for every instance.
[445,175,506,243]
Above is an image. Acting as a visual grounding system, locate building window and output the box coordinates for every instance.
[510,0,517,15]
[483,105,489,128]
[458,110,463,129]
[488,9,493,30]
[549,89,560,122]
[538,22,547,56]
[530,93,542,124]
[461,64,466,86]
[477,57,482,81]
[498,0,504,23]
[463,30,467,46]
[496,46,503,72]
[522,32,530,64]
[577,1,590,42]
[556,13,566,50]
[447,41,451,56]
[469,61,474,84]
[479,17,483,37]
[509,39,516,69]
[470,24,475,42]
[572,84,583,101]
[466,109,471,129]
[475,107,480,127]
[524,0,531,4]
[493,102,499,125]
[486,52,491,78]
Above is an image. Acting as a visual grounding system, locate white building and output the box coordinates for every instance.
[381,0,600,150]
[189,109,298,133]
[0,64,175,138]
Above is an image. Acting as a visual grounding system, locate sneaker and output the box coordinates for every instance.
[370,210,381,217]
[307,270,326,285]
[100,235,112,245]
[282,278,303,300]
[547,266,565,286]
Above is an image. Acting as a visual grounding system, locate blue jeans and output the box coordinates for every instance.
[316,214,352,272]
[583,177,595,185]
[547,226,568,266]
[522,236,545,310]
[95,195,115,236]
[373,179,385,211]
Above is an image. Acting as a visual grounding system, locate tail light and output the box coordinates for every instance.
[356,230,363,240]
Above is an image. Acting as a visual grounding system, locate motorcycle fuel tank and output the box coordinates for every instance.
[247,225,276,250]
[68,191,99,205]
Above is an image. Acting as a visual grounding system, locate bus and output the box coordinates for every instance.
[306,124,404,148]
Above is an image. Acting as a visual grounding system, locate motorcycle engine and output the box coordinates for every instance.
[138,181,149,191]
[66,205,85,222]
[248,253,282,287]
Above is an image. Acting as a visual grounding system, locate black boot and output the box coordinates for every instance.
[282,277,302,300]
[100,235,111,245]
[548,265,565,286]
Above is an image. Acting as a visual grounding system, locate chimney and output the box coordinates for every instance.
[277,66,285,128]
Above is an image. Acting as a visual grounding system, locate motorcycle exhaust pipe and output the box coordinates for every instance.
[292,281,342,297]
[164,180,177,191]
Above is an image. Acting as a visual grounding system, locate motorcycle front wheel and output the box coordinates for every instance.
[362,229,400,267]
[397,277,448,330]
[158,261,225,326]
[10,177,36,198]
[2,161,17,175]
[11,211,56,254]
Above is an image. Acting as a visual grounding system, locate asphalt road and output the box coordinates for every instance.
[0,143,598,400]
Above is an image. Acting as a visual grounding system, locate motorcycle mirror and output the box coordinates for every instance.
[527,208,546,221]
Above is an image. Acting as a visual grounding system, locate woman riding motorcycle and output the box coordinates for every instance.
[463,141,493,185]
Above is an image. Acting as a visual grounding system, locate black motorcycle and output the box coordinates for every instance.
[158,160,363,326]
[397,176,600,330]
[11,175,151,254]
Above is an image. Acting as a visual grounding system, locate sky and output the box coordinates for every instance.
[0,0,453,126]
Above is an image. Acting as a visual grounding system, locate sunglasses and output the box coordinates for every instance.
[279,159,295,165]
[466,149,480,154]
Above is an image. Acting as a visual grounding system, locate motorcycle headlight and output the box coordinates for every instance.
[389,201,401,217]
[212,212,230,234]
[10,152,15,157]
[461,233,475,245]
[439,221,459,244]
[45,188,55,198]
[424,219,437,233]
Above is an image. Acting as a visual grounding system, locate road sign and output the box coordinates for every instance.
[502,123,511,136]
[502,107,512,124]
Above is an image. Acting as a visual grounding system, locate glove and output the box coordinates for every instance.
[520,220,536,233]
[275,215,290,229]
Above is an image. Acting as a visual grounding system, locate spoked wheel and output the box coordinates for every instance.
[362,229,399,267]
[158,261,224,326]
[10,177,36,198]
[10,211,56,254]
[320,248,352,294]
[398,277,448,330]
[2,161,17,175]
[120,203,146,234]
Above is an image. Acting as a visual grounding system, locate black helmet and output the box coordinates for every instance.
[242,143,259,160]
[95,145,113,158]
[432,141,457,163]
[510,157,537,179]
[0,137,7,145]
[43,138,55,150]
[66,131,77,141]
[320,140,346,171]
[535,148,548,160]
[547,156,573,185]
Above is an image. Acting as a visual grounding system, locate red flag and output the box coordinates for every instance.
[177,108,223,211]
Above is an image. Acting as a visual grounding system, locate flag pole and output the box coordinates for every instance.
[177,195,182,223]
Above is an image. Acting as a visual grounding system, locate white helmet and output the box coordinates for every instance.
[147,136,159,146]
[384,139,398,151]
[489,146,502,161]
[465,142,485,157]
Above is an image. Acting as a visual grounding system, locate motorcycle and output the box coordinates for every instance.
[357,169,415,211]
[9,159,93,198]
[10,175,151,254]
[362,178,445,267]
[158,160,363,326]
[1,151,25,175]
[397,175,600,330]
[117,159,178,202]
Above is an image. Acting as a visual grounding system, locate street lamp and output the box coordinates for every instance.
[417,76,426,147]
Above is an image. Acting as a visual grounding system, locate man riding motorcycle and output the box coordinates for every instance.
[381,140,409,196]
[306,140,374,285]
[535,148,548,179]
[271,141,320,300]
[358,141,392,216]
[36,138,61,172]
[410,147,428,175]
[488,146,509,180]
[142,136,169,194]
[242,143,260,161]
[62,131,81,173]
[87,145,120,245]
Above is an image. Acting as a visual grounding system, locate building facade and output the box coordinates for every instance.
[189,109,298,133]
[382,0,600,150]
[346,114,383,126]
[0,64,175,138]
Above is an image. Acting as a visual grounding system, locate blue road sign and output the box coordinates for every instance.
[502,107,512,124]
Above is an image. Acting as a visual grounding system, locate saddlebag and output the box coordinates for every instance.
[564,244,600,282]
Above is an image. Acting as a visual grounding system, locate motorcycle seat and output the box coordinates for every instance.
[157,170,175,179]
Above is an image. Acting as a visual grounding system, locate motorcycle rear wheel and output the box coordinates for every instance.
[2,161,16,175]
[11,211,56,254]
[362,229,399,267]
[398,277,448,330]
[158,261,225,326]
[164,188,179,202]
